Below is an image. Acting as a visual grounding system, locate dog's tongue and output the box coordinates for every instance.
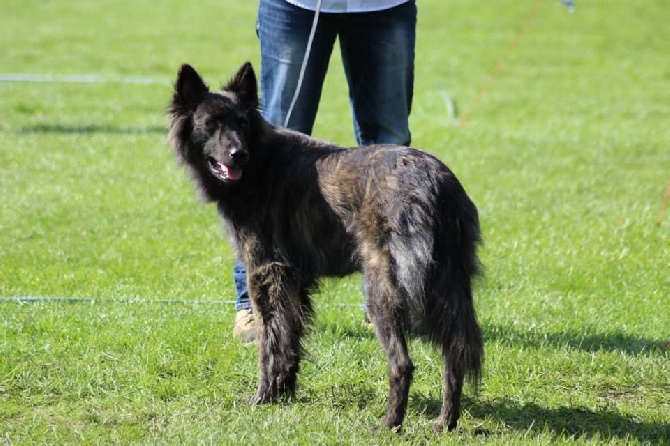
[224,165,243,181]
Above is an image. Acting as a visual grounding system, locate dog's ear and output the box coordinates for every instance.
[172,64,210,113]
[224,62,259,108]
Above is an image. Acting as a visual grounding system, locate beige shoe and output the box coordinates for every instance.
[233,308,257,343]
[363,313,374,331]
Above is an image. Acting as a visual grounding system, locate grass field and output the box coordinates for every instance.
[1,0,668,444]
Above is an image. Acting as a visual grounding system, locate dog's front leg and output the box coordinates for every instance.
[248,262,308,404]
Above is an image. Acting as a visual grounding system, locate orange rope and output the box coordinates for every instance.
[458,0,544,126]
[656,180,670,226]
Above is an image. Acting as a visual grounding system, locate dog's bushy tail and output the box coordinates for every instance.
[426,190,483,386]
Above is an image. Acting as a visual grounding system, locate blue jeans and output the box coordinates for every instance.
[235,0,416,311]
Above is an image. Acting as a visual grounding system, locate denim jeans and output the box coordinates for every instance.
[235,0,417,311]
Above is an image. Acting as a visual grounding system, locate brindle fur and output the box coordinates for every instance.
[168,62,483,432]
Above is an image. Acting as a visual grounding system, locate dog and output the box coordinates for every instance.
[167,62,483,432]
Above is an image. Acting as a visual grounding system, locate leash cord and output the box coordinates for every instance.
[458,0,544,126]
[458,0,575,125]
[656,180,670,226]
[283,0,323,128]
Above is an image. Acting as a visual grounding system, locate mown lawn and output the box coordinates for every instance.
[1,0,668,444]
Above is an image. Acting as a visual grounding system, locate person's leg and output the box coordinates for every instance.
[338,1,416,146]
[233,0,339,341]
[339,2,416,320]
[257,0,338,132]
[232,259,256,342]
[233,259,251,312]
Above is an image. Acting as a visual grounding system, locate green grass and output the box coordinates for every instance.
[1,0,668,444]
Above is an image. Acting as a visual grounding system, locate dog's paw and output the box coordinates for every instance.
[431,417,457,433]
[247,392,274,405]
[370,423,402,435]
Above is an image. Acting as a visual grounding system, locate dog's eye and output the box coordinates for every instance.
[204,118,219,133]
[239,116,249,130]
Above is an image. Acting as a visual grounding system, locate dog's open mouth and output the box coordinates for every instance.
[208,157,243,182]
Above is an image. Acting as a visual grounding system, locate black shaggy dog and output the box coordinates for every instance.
[168,62,483,432]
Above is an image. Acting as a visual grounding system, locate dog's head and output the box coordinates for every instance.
[168,62,260,185]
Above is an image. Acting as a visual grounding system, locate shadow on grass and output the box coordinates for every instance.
[412,395,668,442]
[16,124,165,135]
[483,324,666,356]
[477,397,668,443]
[317,320,665,357]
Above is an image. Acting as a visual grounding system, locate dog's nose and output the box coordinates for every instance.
[230,147,249,165]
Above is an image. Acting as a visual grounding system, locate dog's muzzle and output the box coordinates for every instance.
[208,157,243,182]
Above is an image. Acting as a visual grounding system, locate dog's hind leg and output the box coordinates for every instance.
[248,262,312,404]
[426,275,481,432]
[427,258,483,432]
[434,349,465,432]
[364,260,414,432]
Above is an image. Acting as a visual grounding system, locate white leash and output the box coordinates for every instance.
[283,0,323,127]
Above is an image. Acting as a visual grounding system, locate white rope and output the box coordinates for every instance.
[283,0,323,127]
[0,296,234,304]
[0,74,168,85]
[0,296,361,306]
